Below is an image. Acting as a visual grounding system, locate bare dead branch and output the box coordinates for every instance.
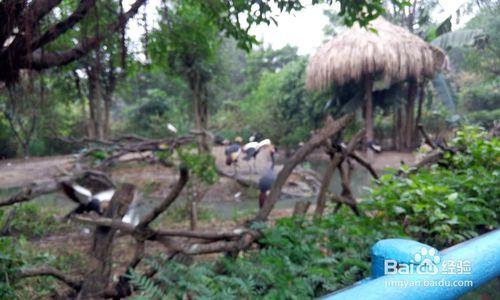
[19,266,81,290]
[184,232,257,255]
[73,215,246,240]
[136,166,189,229]
[333,161,360,216]
[0,180,60,207]
[348,151,379,179]
[417,124,436,149]
[254,113,355,222]
[314,129,364,218]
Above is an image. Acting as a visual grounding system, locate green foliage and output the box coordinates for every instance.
[0,237,23,298]
[459,82,500,128]
[364,126,499,248]
[431,73,457,114]
[0,202,68,239]
[0,118,16,158]
[178,149,218,185]
[149,2,221,80]
[240,58,330,149]
[128,127,498,299]
[461,5,500,81]
[431,29,487,50]
[0,234,84,299]
[467,109,500,128]
[195,0,410,51]
[130,208,384,299]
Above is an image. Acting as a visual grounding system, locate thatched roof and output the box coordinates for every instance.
[306,18,445,90]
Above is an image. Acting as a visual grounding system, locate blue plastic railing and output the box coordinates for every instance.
[322,229,500,300]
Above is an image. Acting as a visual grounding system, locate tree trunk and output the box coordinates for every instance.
[414,80,426,145]
[393,106,398,150]
[397,107,404,151]
[86,64,106,140]
[22,141,30,159]
[405,81,417,150]
[77,184,136,299]
[293,200,311,219]
[364,77,374,160]
[103,93,111,138]
[314,153,340,218]
[191,77,210,154]
[190,199,198,231]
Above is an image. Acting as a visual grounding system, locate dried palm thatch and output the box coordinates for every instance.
[306,18,445,90]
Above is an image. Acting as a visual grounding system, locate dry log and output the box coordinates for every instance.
[18,266,82,290]
[73,216,247,240]
[0,180,61,207]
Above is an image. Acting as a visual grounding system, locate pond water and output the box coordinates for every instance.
[0,160,378,223]
[197,161,377,220]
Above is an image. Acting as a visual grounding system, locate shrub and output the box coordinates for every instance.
[363,126,499,248]
[129,208,396,299]
[1,202,69,238]
[130,126,498,299]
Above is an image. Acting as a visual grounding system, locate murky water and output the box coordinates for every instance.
[196,161,377,220]
[0,161,376,222]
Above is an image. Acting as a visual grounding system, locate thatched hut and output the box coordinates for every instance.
[307,18,444,152]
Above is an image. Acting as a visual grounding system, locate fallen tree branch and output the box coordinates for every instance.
[18,266,82,290]
[0,180,61,207]
[396,149,444,177]
[418,124,436,149]
[136,166,189,229]
[73,215,246,240]
[0,169,117,208]
[348,151,379,179]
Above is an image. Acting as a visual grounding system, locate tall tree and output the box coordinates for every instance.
[0,73,46,157]
[150,1,222,153]
[0,0,146,85]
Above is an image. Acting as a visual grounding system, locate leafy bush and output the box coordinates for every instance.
[130,126,498,299]
[0,202,68,238]
[364,126,499,248]
[467,109,500,128]
[0,235,85,299]
[239,59,330,150]
[459,83,500,128]
[0,237,23,298]
[178,149,218,185]
[129,208,394,299]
